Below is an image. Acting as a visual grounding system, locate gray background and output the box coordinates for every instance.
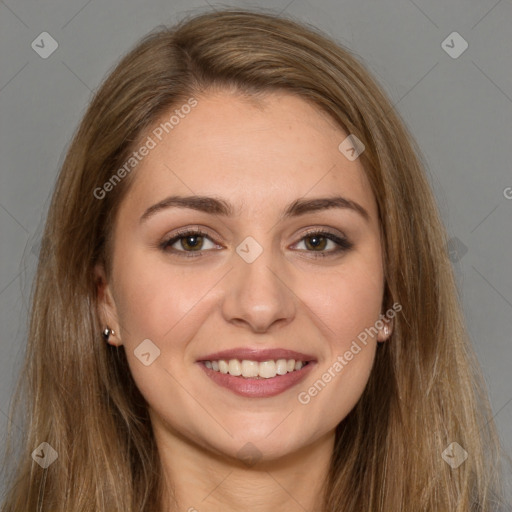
[1,0,511,501]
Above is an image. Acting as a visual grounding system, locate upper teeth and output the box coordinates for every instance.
[204,359,306,379]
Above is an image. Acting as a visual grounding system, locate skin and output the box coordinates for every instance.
[95,90,392,512]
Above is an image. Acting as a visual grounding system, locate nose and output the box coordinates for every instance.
[221,242,296,333]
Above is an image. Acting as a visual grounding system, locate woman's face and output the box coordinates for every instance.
[97,90,389,462]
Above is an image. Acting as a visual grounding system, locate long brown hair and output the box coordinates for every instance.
[1,8,506,511]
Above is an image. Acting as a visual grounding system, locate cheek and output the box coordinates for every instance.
[113,245,209,343]
[112,256,214,402]
[111,251,225,402]
[303,247,384,354]
[294,247,384,419]
[328,274,383,349]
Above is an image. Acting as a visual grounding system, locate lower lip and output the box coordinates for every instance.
[197,362,316,398]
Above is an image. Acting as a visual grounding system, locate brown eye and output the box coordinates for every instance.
[295,230,353,256]
[160,229,218,256]
[176,234,205,251]
[303,234,329,251]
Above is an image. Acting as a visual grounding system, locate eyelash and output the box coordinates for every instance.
[159,228,354,259]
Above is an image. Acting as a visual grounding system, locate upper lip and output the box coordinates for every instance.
[198,348,316,363]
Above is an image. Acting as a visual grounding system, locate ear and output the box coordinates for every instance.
[376,317,393,343]
[94,263,123,346]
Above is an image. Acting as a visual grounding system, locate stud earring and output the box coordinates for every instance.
[102,327,115,341]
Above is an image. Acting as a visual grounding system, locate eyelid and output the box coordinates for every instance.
[298,226,348,242]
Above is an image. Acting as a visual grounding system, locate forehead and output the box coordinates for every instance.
[119,90,377,222]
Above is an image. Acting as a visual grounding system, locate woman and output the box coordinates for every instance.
[1,8,506,512]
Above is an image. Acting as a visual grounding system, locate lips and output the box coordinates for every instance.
[196,347,317,398]
[197,347,316,363]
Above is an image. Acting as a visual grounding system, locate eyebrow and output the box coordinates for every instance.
[139,194,370,223]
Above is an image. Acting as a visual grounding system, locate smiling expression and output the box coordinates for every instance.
[96,89,389,461]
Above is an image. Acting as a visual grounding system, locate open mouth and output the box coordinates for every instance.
[196,348,317,398]
[199,358,313,379]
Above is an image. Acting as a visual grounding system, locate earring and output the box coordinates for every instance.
[383,324,390,337]
[102,327,115,341]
